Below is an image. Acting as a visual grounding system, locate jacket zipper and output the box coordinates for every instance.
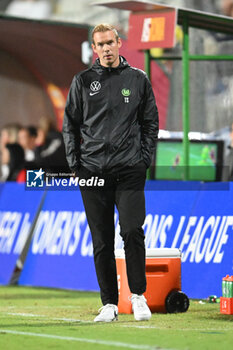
[103,68,112,170]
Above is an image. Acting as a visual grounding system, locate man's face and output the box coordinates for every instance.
[92,30,122,68]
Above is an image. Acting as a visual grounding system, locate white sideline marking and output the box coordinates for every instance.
[4,313,233,332]
[121,325,231,332]
[7,313,45,317]
[0,329,173,350]
[6,305,79,309]
[5,312,90,323]
[122,325,157,329]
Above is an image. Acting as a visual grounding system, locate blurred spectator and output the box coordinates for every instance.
[1,118,70,180]
[34,116,70,173]
[222,122,233,181]
[0,123,21,149]
[18,125,37,162]
[0,123,25,181]
[1,143,25,181]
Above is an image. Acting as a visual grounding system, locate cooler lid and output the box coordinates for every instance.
[115,248,181,258]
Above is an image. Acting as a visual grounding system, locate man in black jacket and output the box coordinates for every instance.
[63,24,159,322]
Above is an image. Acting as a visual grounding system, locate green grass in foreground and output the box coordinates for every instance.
[0,286,233,350]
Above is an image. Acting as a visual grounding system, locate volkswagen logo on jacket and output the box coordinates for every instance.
[90,81,101,92]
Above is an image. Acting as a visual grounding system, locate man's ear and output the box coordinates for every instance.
[92,43,97,54]
[118,38,122,49]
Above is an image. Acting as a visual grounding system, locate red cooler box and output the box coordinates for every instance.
[115,248,182,313]
[220,297,233,314]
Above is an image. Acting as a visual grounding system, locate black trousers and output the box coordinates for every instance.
[79,162,147,306]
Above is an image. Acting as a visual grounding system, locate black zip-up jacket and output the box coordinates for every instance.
[63,56,159,173]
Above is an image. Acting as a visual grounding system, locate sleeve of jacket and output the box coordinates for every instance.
[139,73,159,168]
[62,75,82,173]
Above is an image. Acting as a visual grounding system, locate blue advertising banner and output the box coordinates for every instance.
[0,183,4,198]
[19,181,233,299]
[181,182,233,298]
[0,182,44,284]
[144,181,233,298]
[19,190,99,291]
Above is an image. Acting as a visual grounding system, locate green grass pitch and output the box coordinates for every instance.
[0,286,233,350]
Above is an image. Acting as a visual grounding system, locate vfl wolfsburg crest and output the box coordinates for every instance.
[121,88,131,97]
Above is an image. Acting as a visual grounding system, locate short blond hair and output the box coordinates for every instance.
[92,23,119,44]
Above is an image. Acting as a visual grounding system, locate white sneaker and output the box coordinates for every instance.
[131,294,152,321]
[94,304,118,322]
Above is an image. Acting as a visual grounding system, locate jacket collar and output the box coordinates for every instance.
[92,56,129,74]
